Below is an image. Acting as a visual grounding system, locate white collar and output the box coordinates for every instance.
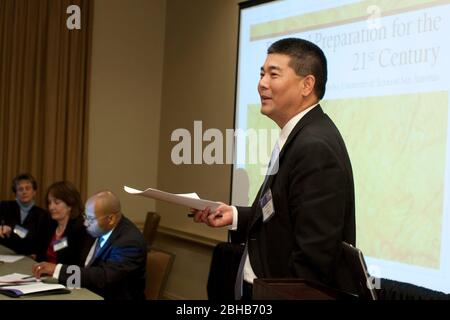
[99,228,114,247]
[278,103,318,150]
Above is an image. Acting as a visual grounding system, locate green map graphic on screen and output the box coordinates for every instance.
[323,91,448,269]
[245,91,447,269]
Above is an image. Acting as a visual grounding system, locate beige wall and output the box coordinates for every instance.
[88,0,166,222]
[157,0,239,241]
[88,0,240,299]
[155,0,240,299]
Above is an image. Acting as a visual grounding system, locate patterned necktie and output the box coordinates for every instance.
[94,237,103,257]
[260,141,280,198]
[234,244,248,300]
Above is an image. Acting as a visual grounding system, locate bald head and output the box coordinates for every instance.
[85,190,122,231]
[87,190,121,216]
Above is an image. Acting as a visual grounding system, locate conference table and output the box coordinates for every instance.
[0,244,102,300]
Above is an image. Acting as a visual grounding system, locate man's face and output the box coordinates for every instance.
[15,180,36,204]
[258,53,305,127]
[84,201,110,238]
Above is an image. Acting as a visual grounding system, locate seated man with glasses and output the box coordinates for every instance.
[32,190,147,300]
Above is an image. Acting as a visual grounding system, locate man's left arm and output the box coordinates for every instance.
[288,138,350,282]
[58,241,146,291]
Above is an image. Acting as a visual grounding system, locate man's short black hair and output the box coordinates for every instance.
[267,38,327,100]
[12,173,38,193]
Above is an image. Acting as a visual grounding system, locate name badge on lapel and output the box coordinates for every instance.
[13,225,29,239]
[259,188,275,222]
[53,237,69,252]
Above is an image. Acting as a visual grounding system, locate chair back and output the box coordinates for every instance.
[342,241,378,300]
[143,211,161,248]
[145,247,175,300]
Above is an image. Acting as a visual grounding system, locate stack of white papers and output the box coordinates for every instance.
[0,273,36,284]
[124,186,220,211]
[0,255,24,263]
[0,273,67,297]
[0,282,66,295]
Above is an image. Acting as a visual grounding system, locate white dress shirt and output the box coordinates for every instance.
[230,103,318,283]
[52,228,114,279]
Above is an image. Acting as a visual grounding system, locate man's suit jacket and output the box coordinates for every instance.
[0,200,51,255]
[58,215,147,300]
[35,215,94,266]
[231,105,357,294]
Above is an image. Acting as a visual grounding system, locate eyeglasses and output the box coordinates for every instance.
[82,212,111,223]
[16,186,33,193]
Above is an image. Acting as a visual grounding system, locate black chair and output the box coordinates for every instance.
[341,241,378,300]
[342,242,450,300]
[378,278,450,300]
[207,242,244,300]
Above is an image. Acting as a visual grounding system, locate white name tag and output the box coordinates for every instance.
[53,237,69,252]
[259,188,275,222]
[13,225,29,239]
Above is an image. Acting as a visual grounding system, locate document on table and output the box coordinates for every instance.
[0,255,24,263]
[124,186,221,211]
[0,283,68,297]
[0,273,68,297]
[0,273,36,284]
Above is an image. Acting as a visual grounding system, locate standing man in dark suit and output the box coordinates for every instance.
[32,190,147,300]
[191,38,356,299]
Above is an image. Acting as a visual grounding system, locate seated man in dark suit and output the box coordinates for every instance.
[32,190,147,300]
[0,173,51,255]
